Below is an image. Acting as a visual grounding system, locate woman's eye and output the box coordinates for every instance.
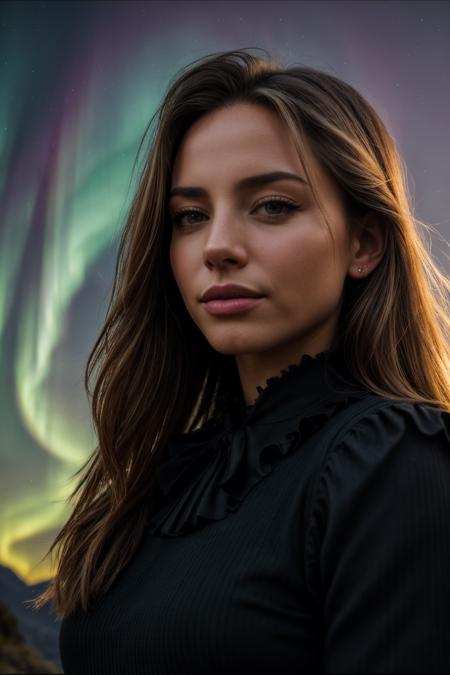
[171,209,205,228]
[259,199,300,217]
[171,198,301,229]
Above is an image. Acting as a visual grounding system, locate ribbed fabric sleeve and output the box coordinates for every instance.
[305,402,450,673]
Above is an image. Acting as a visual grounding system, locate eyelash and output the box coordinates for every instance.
[171,196,302,228]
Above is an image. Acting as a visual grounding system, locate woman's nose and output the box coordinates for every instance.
[202,215,248,268]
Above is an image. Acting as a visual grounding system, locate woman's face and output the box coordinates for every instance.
[169,102,358,360]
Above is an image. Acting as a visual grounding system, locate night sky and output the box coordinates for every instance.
[1,0,449,584]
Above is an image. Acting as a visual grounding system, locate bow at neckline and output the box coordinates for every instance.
[148,347,368,537]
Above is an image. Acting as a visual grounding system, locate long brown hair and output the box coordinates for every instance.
[28,48,450,619]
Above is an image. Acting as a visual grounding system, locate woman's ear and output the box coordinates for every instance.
[348,213,386,279]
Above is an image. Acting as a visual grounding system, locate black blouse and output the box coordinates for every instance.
[59,349,450,674]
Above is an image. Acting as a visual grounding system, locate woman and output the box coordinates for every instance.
[30,48,450,673]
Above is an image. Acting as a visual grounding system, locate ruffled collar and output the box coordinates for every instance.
[148,346,369,537]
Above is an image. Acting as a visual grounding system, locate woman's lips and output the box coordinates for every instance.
[201,296,264,315]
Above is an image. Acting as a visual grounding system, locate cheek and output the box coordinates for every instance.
[266,234,321,285]
[266,234,342,307]
[169,241,189,290]
[169,240,201,314]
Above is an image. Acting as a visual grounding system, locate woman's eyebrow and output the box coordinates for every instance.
[169,171,309,200]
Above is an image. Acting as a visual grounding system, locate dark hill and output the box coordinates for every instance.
[0,565,62,671]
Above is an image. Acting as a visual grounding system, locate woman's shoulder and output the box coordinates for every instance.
[305,398,450,672]
[322,398,450,485]
[305,398,450,596]
[332,397,450,457]
[309,398,450,528]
